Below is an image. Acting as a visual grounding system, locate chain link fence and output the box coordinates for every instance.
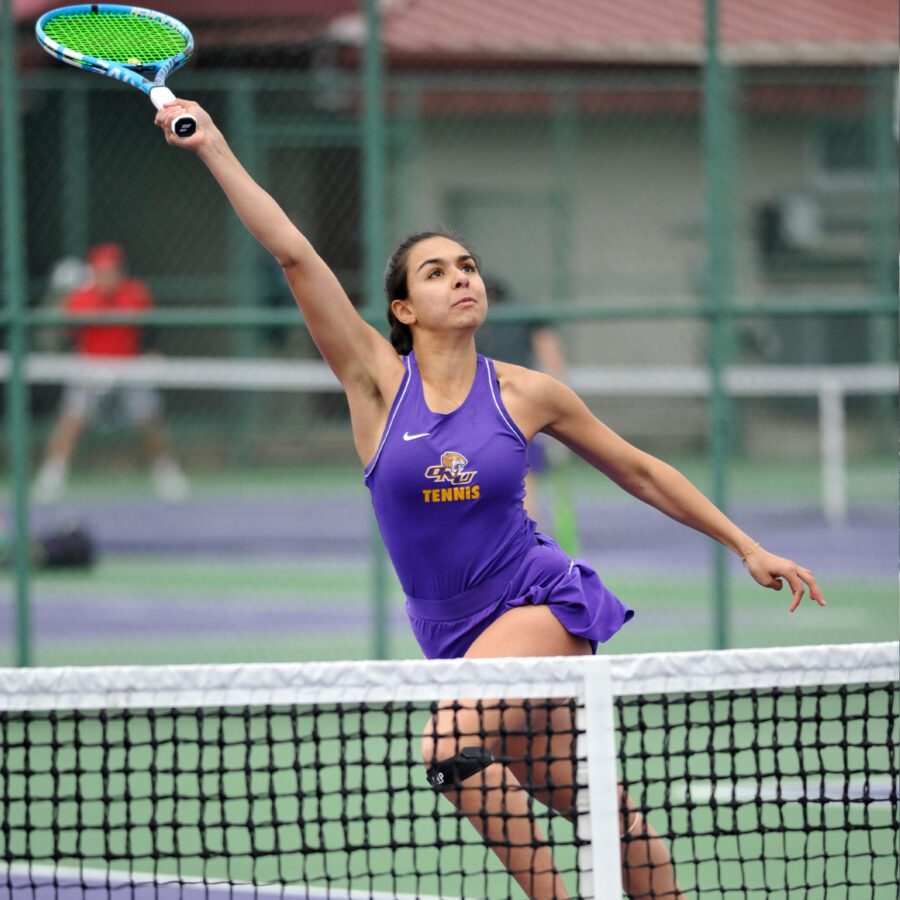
[2,1,896,666]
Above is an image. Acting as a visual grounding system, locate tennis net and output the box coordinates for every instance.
[1,642,896,899]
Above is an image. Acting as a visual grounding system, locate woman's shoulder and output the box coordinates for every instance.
[491,358,565,411]
[490,359,565,438]
[492,358,557,394]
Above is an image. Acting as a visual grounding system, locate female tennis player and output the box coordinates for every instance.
[156,99,824,900]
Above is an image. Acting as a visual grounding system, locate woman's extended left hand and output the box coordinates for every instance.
[745,548,826,613]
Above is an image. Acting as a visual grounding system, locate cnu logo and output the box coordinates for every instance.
[424,451,477,486]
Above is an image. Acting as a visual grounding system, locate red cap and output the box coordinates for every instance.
[87,243,125,271]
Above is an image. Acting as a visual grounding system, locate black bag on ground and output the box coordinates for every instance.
[33,523,96,569]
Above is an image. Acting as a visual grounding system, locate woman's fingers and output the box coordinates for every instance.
[785,573,805,612]
[155,99,204,147]
[798,566,826,607]
[782,566,825,612]
[749,551,826,612]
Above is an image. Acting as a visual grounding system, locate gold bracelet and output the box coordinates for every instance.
[740,540,760,565]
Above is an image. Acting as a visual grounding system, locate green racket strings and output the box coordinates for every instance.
[44,12,187,63]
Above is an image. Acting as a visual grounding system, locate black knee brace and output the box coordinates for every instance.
[426,746,494,791]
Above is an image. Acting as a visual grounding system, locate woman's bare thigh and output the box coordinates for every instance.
[464,604,592,660]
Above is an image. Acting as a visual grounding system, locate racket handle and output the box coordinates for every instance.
[150,86,197,138]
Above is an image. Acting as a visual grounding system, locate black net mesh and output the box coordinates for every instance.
[1,698,588,898]
[2,663,898,899]
[617,680,899,898]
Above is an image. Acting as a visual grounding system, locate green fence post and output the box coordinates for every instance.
[551,85,577,303]
[870,68,898,451]
[227,77,265,462]
[392,90,421,238]
[703,0,734,650]
[61,83,90,258]
[363,0,390,659]
[229,78,262,357]
[2,0,33,666]
[362,0,387,318]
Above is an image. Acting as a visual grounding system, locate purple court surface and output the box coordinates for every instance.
[0,495,892,651]
[6,869,424,899]
[22,495,894,575]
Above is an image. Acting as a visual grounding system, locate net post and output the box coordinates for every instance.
[578,655,623,899]
[819,379,847,527]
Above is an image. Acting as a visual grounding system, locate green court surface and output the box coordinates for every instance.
[6,562,896,668]
[6,453,895,502]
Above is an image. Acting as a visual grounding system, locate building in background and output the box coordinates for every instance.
[15,0,897,454]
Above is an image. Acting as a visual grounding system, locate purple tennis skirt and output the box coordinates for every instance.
[404,532,634,660]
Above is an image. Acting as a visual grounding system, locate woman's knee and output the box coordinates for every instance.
[422,705,476,767]
[420,708,502,799]
[420,700,514,772]
[421,724,459,768]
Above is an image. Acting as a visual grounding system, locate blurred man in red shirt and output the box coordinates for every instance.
[33,243,189,503]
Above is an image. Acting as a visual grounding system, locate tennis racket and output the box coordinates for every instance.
[35,5,196,137]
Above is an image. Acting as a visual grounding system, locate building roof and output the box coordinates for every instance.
[332,0,899,66]
[15,0,897,66]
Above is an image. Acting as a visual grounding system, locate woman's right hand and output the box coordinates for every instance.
[154,99,215,152]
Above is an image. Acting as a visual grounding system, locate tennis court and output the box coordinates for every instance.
[2,447,897,897]
[3,2,898,896]
[2,456,894,667]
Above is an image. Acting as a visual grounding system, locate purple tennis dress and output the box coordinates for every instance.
[364,352,633,659]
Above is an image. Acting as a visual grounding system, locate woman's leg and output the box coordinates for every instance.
[422,718,568,900]
[465,605,588,820]
[422,606,586,899]
[425,605,685,899]
[617,787,686,899]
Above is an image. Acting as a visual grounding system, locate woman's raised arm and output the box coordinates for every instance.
[154,99,398,391]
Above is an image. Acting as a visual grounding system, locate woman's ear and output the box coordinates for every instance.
[391,298,416,326]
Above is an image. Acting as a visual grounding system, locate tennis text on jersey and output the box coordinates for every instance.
[423,451,480,503]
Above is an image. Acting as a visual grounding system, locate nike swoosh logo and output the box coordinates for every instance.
[403,431,430,441]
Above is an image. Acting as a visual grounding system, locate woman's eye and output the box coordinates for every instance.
[428,268,442,278]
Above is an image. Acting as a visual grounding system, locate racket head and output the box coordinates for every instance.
[35,5,193,91]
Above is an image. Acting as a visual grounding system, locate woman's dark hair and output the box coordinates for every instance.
[383,229,479,355]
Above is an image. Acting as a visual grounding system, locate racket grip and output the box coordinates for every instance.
[149,86,197,138]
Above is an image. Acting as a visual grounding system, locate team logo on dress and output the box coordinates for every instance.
[424,451,477,485]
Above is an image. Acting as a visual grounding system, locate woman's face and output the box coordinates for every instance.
[395,236,487,336]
